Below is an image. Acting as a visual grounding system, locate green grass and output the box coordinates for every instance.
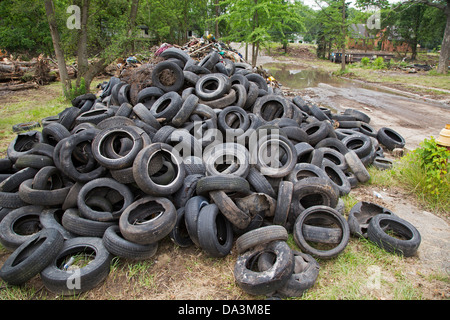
[364,155,450,216]
[0,82,71,156]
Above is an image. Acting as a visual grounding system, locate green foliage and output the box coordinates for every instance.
[410,137,450,196]
[372,57,385,69]
[0,0,53,57]
[360,57,370,66]
[390,136,450,214]
[359,56,387,69]
[64,77,86,101]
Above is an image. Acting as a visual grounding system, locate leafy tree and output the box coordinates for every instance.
[314,0,351,71]
[218,0,304,66]
[0,0,53,58]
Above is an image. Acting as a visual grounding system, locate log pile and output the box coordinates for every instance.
[0,54,75,92]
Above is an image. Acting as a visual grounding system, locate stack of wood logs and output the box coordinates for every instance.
[0,54,76,92]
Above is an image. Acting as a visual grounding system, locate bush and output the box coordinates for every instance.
[360,57,370,67]
[394,137,450,213]
[372,57,385,69]
[64,78,86,101]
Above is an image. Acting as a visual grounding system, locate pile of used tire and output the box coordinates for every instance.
[0,46,419,297]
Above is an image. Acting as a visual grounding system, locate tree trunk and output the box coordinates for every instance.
[215,0,220,38]
[128,0,140,53]
[437,5,450,74]
[76,0,90,89]
[341,0,346,72]
[44,0,71,95]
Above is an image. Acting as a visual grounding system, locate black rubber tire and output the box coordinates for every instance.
[102,225,158,260]
[196,203,233,258]
[343,108,371,123]
[273,181,293,226]
[137,86,165,104]
[196,175,250,196]
[252,95,292,122]
[0,205,43,251]
[172,174,204,209]
[172,94,199,127]
[253,134,297,178]
[119,195,177,245]
[234,240,294,296]
[40,236,113,295]
[169,207,194,248]
[32,166,65,191]
[7,130,43,162]
[40,208,76,240]
[321,159,351,196]
[0,228,64,285]
[12,121,41,133]
[245,167,277,198]
[14,154,54,170]
[314,137,349,155]
[348,201,396,238]
[77,177,134,222]
[151,60,185,93]
[18,179,71,206]
[319,147,348,172]
[286,163,329,184]
[372,156,394,170]
[344,150,371,183]
[203,142,250,178]
[208,190,252,230]
[217,106,250,135]
[309,104,331,121]
[149,91,183,121]
[195,73,231,101]
[235,225,289,254]
[92,126,150,170]
[160,47,190,64]
[133,142,185,196]
[184,196,209,247]
[57,128,107,183]
[133,103,162,129]
[376,127,405,151]
[302,122,330,146]
[257,250,320,298]
[290,177,339,218]
[61,208,117,238]
[293,205,350,259]
[367,214,421,257]
[0,167,39,193]
[341,134,373,158]
[245,73,268,92]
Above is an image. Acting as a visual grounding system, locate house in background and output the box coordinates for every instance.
[346,23,412,54]
[347,23,377,51]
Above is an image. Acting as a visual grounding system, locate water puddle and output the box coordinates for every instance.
[264,62,346,90]
[263,62,414,99]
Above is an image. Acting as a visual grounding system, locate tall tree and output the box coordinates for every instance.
[44,0,72,96]
[218,0,303,66]
[314,0,351,71]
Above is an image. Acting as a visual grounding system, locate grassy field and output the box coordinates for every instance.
[0,74,448,300]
